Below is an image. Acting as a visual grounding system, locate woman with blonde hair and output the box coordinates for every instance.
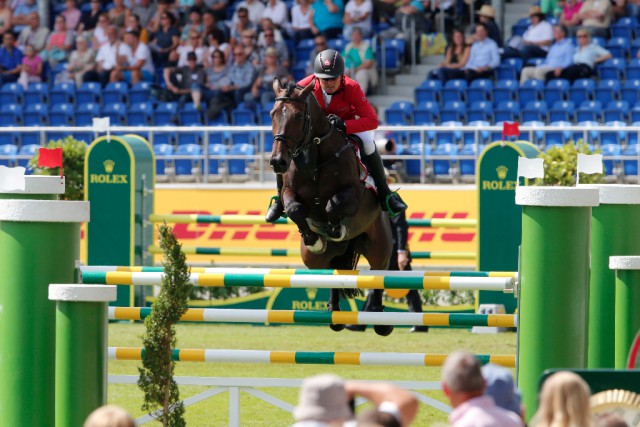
[532,371,594,427]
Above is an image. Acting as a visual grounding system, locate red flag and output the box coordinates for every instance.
[502,122,520,139]
[38,147,63,176]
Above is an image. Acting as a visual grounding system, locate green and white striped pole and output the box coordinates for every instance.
[516,186,599,419]
[0,176,90,426]
[581,185,640,368]
[609,257,640,369]
[49,284,116,427]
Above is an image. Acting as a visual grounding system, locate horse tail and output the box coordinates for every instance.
[329,240,363,299]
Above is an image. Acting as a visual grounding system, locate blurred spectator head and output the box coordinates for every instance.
[25,43,36,57]
[125,29,140,45]
[188,30,200,46]
[441,351,485,406]
[89,0,101,7]
[261,17,275,32]
[350,26,363,43]
[83,405,135,427]
[232,45,247,63]
[475,5,495,22]
[54,15,67,31]
[450,27,466,47]
[160,11,176,28]
[203,9,216,27]
[65,0,76,10]
[553,24,568,40]
[356,409,401,427]
[263,29,275,45]
[236,7,249,22]
[211,48,225,65]
[107,25,119,42]
[76,35,90,50]
[186,51,198,67]
[314,35,327,51]
[3,31,14,47]
[28,12,40,28]
[294,374,351,423]
[97,12,110,28]
[596,413,629,427]
[577,28,591,46]
[481,364,522,416]
[533,371,592,427]
[241,28,256,45]
[474,23,488,40]
[188,7,202,24]
[529,6,546,23]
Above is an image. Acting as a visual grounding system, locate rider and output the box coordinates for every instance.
[266,49,408,223]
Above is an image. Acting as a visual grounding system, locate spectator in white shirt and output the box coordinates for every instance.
[110,29,154,83]
[83,25,132,86]
[263,0,289,30]
[291,0,313,42]
[504,6,553,62]
[177,29,206,66]
[232,0,265,26]
[343,0,372,38]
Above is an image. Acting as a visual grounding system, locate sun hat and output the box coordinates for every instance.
[475,5,496,18]
[482,363,522,416]
[293,374,352,422]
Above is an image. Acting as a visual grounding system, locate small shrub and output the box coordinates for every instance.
[535,141,604,187]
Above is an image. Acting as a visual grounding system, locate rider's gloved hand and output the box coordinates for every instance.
[327,114,347,133]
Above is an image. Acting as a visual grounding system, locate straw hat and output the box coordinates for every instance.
[529,5,544,17]
[293,374,351,422]
[475,5,495,18]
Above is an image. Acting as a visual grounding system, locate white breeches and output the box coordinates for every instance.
[355,131,376,155]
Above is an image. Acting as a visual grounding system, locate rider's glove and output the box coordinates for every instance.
[328,114,347,133]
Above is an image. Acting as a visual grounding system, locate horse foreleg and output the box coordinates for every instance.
[325,186,359,241]
[328,288,345,332]
[283,189,326,254]
[368,289,394,337]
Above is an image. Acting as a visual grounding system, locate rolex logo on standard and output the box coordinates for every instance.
[496,166,508,180]
[103,160,115,173]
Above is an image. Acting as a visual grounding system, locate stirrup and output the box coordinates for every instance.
[384,191,405,218]
[267,196,287,218]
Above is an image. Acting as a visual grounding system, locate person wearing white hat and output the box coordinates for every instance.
[503,6,553,62]
[474,5,502,47]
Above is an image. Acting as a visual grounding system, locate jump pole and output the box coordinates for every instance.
[609,257,640,369]
[0,176,90,426]
[580,185,640,368]
[49,284,117,427]
[516,186,599,419]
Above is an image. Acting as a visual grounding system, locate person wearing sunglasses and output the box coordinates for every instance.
[545,29,611,83]
[265,48,407,223]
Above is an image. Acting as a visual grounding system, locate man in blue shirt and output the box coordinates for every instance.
[0,32,23,85]
[520,25,575,84]
[441,23,500,82]
[309,0,344,40]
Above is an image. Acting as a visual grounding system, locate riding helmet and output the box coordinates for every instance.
[313,49,345,79]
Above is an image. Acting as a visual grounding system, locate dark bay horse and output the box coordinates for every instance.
[269,78,394,336]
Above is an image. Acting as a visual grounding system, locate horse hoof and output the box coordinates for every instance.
[373,325,394,336]
[307,236,326,254]
[330,323,345,332]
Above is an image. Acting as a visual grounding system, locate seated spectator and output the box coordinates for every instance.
[241,29,261,66]
[232,0,265,26]
[180,7,203,42]
[92,13,110,49]
[108,0,130,30]
[546,28,611,82]
[520,24,574,84]
[0,0,12,41]
[149,11,180,68]
[481,364,524,420]
[111,29,154,83]
[202,9,229,46]
[257,18,284,47]
[343,27,377,94]
[16,12,48,53]
[540,0,563,16]
[292,0,314,43]
[147,0,177,34]
[504,7,553,62]
[84,25,131,86]
[194,48,229,109]
[430,27,469,81]
[83,404,134,427]
[309,0,345,40]
[41,15,74,68]
[131,0,156,29]
[305,34,326,74]
[343,0,373,38]
[177,29,205,66]
[17,43,41,88]
[56,35,96,85]
[378,0,427,63]
[441,23,499,83]
[576,0,611,39]
[559,0,583,32]
[474,5,502,47]
[259,28,289,68]
[531,371,593,427]
[247,46,291,105]
[163,51,206,121]
[442,351,524,427]
[0,31,22,85]
[206,44,255,120]
[10,0,37,36]
[204,28,231,64]
[78,0,103,35]
[125,14,149,43]
[230,7,256,48]
[263,0,289,31]
[61,0,82,32]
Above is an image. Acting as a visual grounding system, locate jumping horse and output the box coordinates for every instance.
[269,78,394,336]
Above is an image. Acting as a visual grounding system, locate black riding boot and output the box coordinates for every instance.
[365,151,407,215]
[265,174,285,223]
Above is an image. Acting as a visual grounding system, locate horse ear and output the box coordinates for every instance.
[273,77,283,94]
[300,78,315,98]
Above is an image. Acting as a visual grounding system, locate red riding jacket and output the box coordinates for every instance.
[298,74,379,135]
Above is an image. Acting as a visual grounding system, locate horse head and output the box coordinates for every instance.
[270,78,317,174]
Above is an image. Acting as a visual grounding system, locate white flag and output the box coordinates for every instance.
[0,165,26,190]
[517,157,544,179]
[92,117,110,132]
[577,153,603,175]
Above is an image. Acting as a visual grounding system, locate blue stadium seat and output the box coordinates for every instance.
[415,79,442,104]
[228,143,255,178]
[496,58,523,80]
[628,59,640,80]
[522,100,548,122]
[103,82,129,105]
[385,101,414,125]
[292,60,307,81]
[154,143,174,176]
[522,121,546,146]
[622,80,640,106]
[154,102,178,124]
[208,110,229,126]
[467,101,492,122]
[103,102,127,125]
[604,101,630,123]
[377,40,402,74]
[17,144,39,168]
[181,103,205,125]
[295,39,315,64]
[24,82,49,105]
[0,83,23,105]
[549,101,575,123]
[153,131,175,146]
[208,143,228,176]
[611,17,637,39]
[459,143,481,178]
[0,143,17,166]
[73,132,94,144]
[600,143,621,176]
[232,107,257,125]
[622,143,639,177]
[405,143,432,179]
[606,37,631,59]
[260,102,274,125]
[50,82,76,106]
[596,79,621,104]
[494,80,518,104]
[327,38,346,52]
[466,120,491,145]
[77,82,102,105]
[432,143,458,180]
[50,103,74,126]
[174,144,202,177]
[76,102,101,126]
[414,101,440,124]
[577,121,601,145]
[440,101,466,122]
[178,131,204,146]
[597,58,626,80]
[569,78,595,105]
[545,121,572,147]
[576,101,603,122]
[467,79,493,104]
[601,121,628,146]
[494,101,520,123]
[230,128,259,146]
[519,79,544,107]
[436,121,463,145]
[442,79,467,103]
[544,79,570,106]
[0,104,22,126]
[24,103,48,126]
[629,123,640,146]
[129,102,154,126]
[130,81,152,103]
[631,105,640,123]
